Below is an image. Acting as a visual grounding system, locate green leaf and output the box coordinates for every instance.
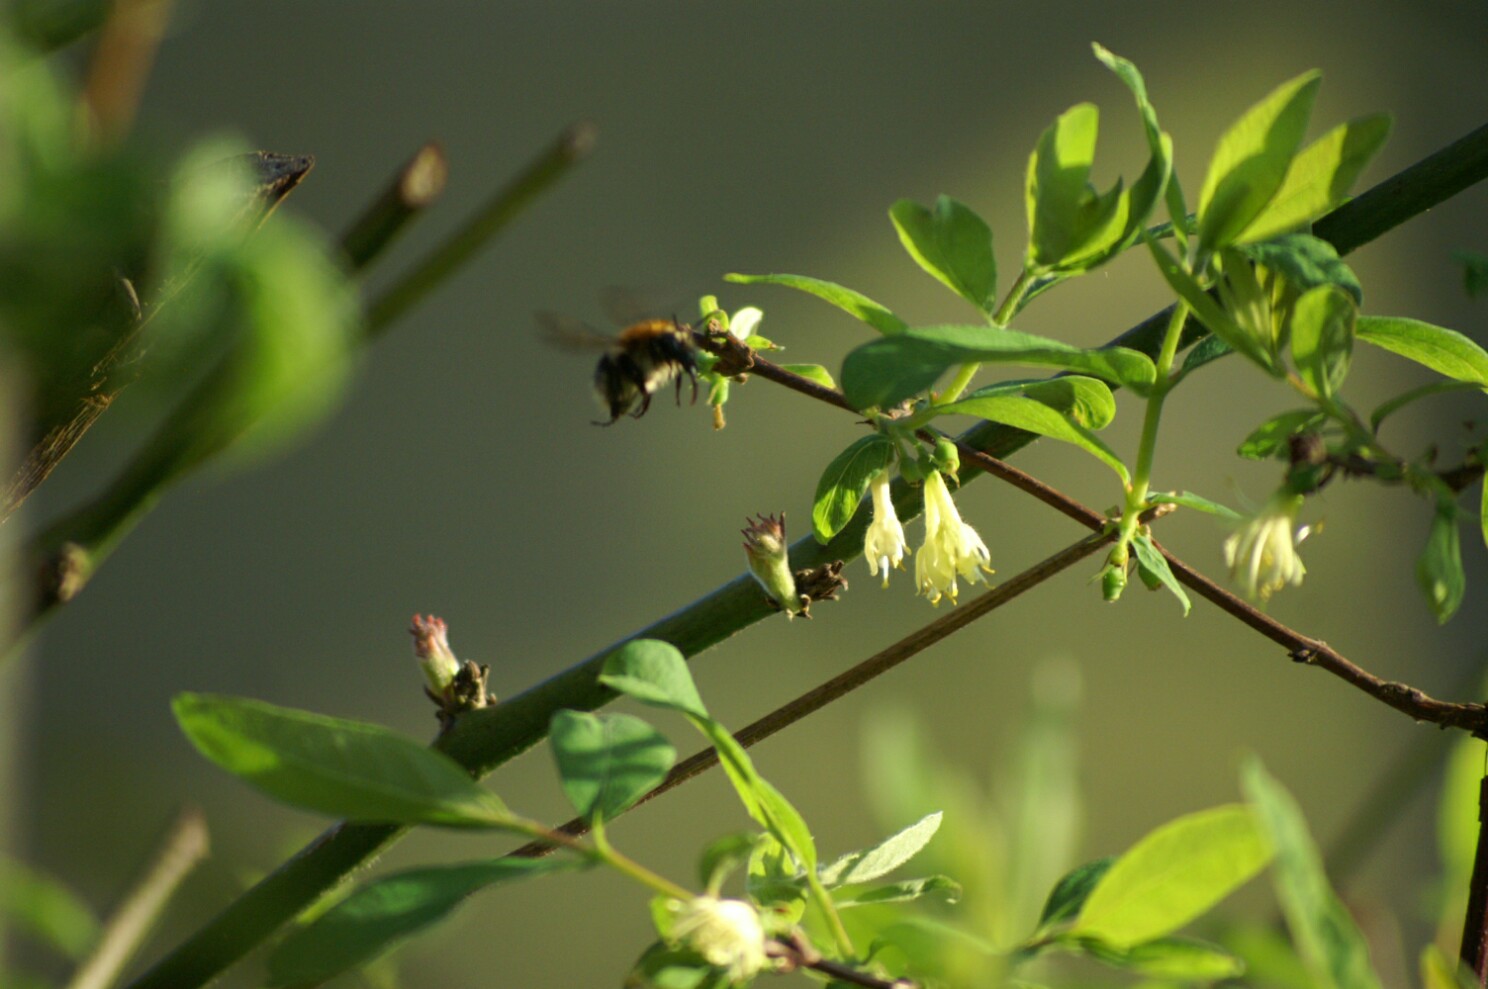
[599,639,708,719]
[0,859,99,959]
[172,694,509,827]
[938,393,1129,482]
[961,375,1117,430]
[1149,490,1243,523]
[1026,103,1127,273]
[778,363,836,389]
[698,833,765,893]
[834,875,961,908]
[1177,334,1233,378]
[1197,71,1322,251]
[1371,381,1482,434]
[840,324,1155,409]
[1422,944,1478,989]
[1242,758,1385,989]
[724,272,907,335]
[1237,409,1325,460]
[1038,857,1115,927]
[549,710,675,825]
[1418,500,1465,624]
[1079,935,1246,980]
[1145,234,1274,372]
[1288,285,1355,399]
[691,715,817,870]
[747,835,808,922]
[1437,737,1484,903]
[811,434,896,543]
[1131,533,1191,616]
[819,812,943,886]
[1092,44,1163,156]
[266,858,582,986]
[1356,316,1488,386]
[1070,804,1270,947]
[628,942,733,989]
[1241,234,1363,304]
[1238,114,1392,243]
[889,196,997,314]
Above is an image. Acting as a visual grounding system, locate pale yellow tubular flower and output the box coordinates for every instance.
[728,306,763,340]
[864,469,909,587]
[1223,492,1308,601]
[914,471,993,606]
[669,896,770,983]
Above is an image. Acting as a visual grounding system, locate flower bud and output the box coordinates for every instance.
[409,614,460,694]
[742,514,805,618]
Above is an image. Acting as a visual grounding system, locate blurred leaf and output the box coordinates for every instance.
[266,858,583,986]
[690,715,817,871]
[1436,736,1483,923]
[725,272,906,335]
[1240,234,1362,304]
[1455,250,1488,299]
[747,835,808,923]
[1422,944,1479,989]
[7,0,110,50]
[1238,409,1325,460]
[835,875,961,908]
[819,812,943,886]
[938,393,1128,482]
[1238,114,1392,243]
[841,324,1155,409]
[627,942,733,989]
[1288,285,1355,399]
[811,434,896,543]
[1149,490,1243,522]
[1197,72,1321,251]
[1079,935,1246,979]
[1418,500,1465,624]
[549,710,675,824]
[1070,804,1269,947]
[890,196,997,315]
[698,833,764,893]
[1242,757,1384,989]
[599,639,708,719]
[172,693,509,826]
[0,858,99,959]
[1131,533,1191,615]
[1038,857,1115,928]
[1356,316,1488,386]
[1219,922,1316,989]
[778,363,836,389]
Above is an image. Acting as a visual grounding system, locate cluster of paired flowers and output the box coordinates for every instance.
[864,468,994,606]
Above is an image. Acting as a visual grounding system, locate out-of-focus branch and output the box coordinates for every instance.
[338,142,449,271]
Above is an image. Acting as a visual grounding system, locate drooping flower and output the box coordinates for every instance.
[864,469,909,587]
[669,896,770,983]
[1223,492,1308,601]
[914,471,993,606]
[727,305,763,341]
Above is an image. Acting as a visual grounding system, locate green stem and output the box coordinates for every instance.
[507,816,693,902]
[936,268,1034,405]
[1115,298,1191,552]
[804,869,855,958]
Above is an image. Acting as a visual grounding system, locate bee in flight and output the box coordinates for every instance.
[538,293,703,425]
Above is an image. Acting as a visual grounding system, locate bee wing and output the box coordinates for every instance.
[536,310,612,352]
[596,285,682,328]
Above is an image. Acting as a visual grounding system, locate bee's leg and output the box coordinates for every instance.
[687,371,698,406]
[634,388,654,418]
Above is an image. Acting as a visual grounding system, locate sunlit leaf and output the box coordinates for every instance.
[599,639,708,719]
[890,196,997,314]
[549,710,674,824]
[811,435,896,543]
[819,812,943,886]
[1131,533,1191,616]
[1238,114,1392,243]
[725,272,906,335]
[1356,316,1488,386]
[938,392,1129,482]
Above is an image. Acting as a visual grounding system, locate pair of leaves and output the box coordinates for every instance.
[1196,69,1391,252]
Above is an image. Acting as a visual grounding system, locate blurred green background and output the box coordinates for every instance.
[10,2,1488,985]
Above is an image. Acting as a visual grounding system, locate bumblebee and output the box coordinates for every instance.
[538,310,701,425]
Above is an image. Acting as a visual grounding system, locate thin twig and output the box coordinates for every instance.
[508,523,1131,858]
[338,142,449,271]
[66,808,209,989]
[123,121,1488,989]
[81,0,173,145]
[364,122,597,336]
[769,930,917,988]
